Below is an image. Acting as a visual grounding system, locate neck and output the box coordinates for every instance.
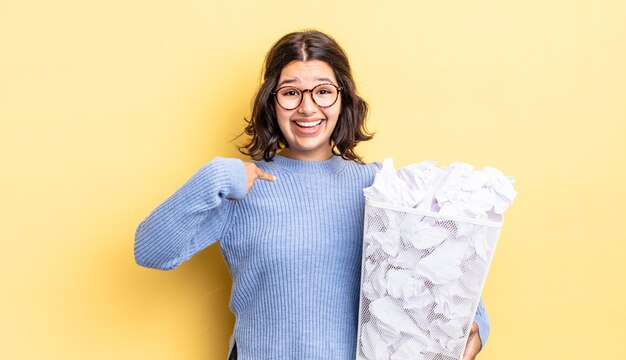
[279,147,334,162]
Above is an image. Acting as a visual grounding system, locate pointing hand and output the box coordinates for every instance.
[243,161,276,193]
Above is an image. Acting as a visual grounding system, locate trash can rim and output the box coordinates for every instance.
[365,198,504,228]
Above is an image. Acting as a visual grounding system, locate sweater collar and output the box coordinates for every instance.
[268,154,348,174]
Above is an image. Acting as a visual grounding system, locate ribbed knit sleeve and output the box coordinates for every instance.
[474,298,490,351]
[134,157,247,270]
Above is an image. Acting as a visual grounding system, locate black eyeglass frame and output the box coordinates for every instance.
[271,83,343,110]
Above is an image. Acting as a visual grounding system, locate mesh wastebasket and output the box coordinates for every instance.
[356,199,502,360]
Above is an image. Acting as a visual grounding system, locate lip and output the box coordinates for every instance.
[292,118,324,123]
[290,118,325,136]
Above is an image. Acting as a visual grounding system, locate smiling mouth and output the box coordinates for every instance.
[294,120,322,128]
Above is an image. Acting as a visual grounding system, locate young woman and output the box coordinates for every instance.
[134,30,489,360]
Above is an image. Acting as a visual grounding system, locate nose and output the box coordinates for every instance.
[297,90,317,114]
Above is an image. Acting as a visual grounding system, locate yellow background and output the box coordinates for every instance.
[2,0,625,359]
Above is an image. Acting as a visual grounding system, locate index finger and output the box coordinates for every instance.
[256,168,276,182]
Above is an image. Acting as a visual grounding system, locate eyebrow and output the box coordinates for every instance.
[276,77,336,88]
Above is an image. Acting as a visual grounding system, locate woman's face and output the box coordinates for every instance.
[274,60,341,161]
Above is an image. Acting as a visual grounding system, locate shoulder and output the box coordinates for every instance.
[340,159,381,186]
[344,158,382,172]
[368,161,383,171]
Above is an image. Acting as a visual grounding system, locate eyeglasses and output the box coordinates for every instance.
[271,83,343,110]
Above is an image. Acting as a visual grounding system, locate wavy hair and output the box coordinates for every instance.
[238,30,373,163]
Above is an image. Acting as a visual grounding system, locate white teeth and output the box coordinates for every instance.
[295,120,322,127]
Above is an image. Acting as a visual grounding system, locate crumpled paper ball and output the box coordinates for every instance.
[363,158,516,222]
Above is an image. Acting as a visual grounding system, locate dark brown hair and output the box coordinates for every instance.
[238,30,373,163]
